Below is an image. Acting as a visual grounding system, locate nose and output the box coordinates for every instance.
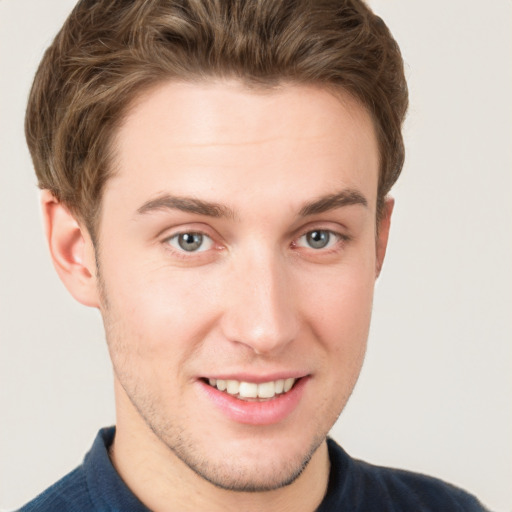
[219,248,299,355]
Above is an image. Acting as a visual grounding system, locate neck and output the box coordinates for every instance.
[110,383,330,512]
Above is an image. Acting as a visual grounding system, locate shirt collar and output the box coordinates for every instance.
[84,426,151,511]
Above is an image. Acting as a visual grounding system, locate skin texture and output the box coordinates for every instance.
[42,81,393,512]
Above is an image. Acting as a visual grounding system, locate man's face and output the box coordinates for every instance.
[96,81,383,491]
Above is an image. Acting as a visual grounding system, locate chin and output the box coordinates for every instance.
[174,439,319,492]
[158,424,327,493]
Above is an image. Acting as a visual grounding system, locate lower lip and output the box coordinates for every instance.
[197,378,308,426]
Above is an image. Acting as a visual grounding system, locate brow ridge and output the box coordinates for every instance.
[137,194,235,219]
[136,188,367,220]
[299,189,368,216]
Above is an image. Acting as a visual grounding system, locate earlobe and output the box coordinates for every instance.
[41,190,100,308]
[375,197,394,278]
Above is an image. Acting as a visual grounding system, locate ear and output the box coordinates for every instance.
[375,196,394,278]
[41,190,100,308]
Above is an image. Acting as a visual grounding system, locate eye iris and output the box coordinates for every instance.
[307,230,330,249]
[178,233,203,251]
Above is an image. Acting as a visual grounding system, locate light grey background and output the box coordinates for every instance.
[1,1,510,510]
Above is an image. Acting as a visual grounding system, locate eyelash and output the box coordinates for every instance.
[293,230,350,252]
[162,231,218,260]
[162,227,351,259]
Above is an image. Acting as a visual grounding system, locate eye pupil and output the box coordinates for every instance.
[307,230,330,249]
[178,233,203,251]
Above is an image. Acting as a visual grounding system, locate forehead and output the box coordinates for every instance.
[105,80,379,216]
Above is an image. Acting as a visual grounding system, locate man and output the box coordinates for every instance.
[18,0,489,510]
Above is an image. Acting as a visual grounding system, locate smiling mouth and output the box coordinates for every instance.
[204,378,298,401]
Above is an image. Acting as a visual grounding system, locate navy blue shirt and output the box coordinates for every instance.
[19,427,489,511]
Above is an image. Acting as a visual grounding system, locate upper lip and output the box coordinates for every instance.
[200,372,309,383]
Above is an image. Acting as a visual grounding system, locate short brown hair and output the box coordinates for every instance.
[25,0,408,238]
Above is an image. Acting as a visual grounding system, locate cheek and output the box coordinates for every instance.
[301,259,375,336]
[298,256,375,384]
[101,256,220,358]
[100,233,377,364]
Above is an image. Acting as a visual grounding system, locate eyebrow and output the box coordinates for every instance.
[298,189,368,216]
[136,194,236,219]
[136,188,367,219]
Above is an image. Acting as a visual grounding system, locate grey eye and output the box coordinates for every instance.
[178,233,203,251]
[167,232,213,252]
[296,229,340,250]
[306,230,331,249]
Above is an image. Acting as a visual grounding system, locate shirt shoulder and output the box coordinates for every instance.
[15,427,150,512]
[354,459,490,511]
[319,438,492,512]
[16,465,93,512]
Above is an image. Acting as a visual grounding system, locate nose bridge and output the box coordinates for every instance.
[222,245,298,354]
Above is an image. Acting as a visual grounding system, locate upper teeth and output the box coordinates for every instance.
[208,378,296,399]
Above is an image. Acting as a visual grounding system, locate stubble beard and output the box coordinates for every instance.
[96,257,332,494]
[105,322,329,493]
[113,365,328,492]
